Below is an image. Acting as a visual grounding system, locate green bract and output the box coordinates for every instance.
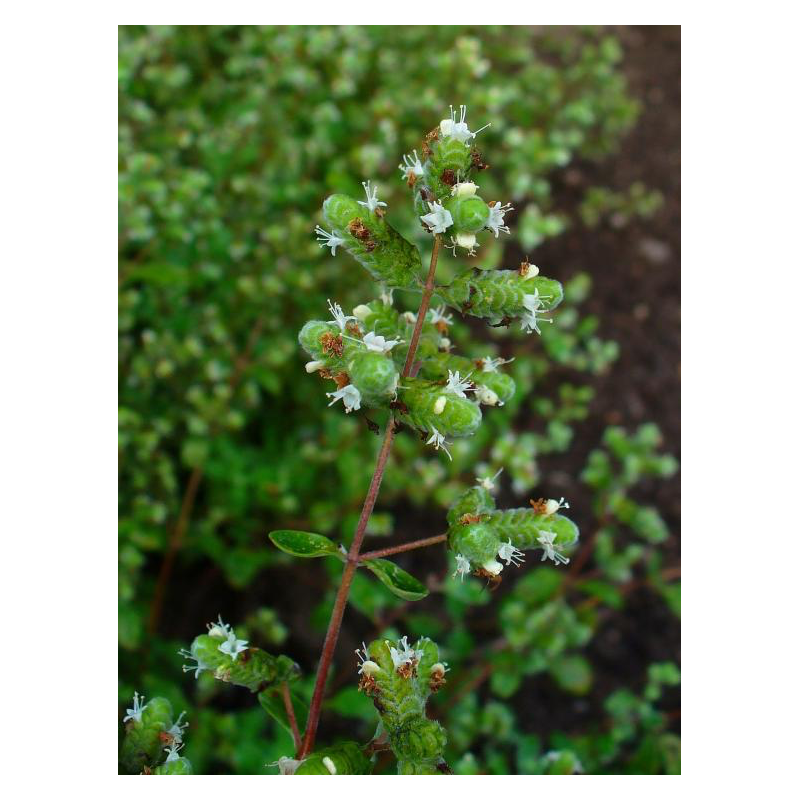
[446,486,580,578]
[181,623,300,693]
[119,695,192,775]
[445,195,490,233]
[359,637,449,774]
[397,377,482,437]
[423,135,473,202]
[440,269,564,328]
[295,742,372,775]
[322,193,422,288]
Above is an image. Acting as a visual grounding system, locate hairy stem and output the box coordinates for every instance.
[299,235,442,759]
[281,682,302,754]
[403,235,443,375]
[359,533,448,561]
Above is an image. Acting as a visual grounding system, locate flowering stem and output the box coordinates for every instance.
[402,235,442,375]
[359,533,448,561]
[280,682,302,754]
[298,235,442,759]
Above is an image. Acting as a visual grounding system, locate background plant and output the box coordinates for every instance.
[118,25,680,774]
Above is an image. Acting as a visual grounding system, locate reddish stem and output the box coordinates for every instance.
[298,235,442,759]
[359,533,447,561]
[280,682,302,755]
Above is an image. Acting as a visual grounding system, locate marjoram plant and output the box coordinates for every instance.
[119,104,585,775]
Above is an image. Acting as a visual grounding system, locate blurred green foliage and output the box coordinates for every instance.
[119,25,678,774]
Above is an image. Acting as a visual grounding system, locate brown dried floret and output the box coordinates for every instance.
[320,331,344,357]
[348,217,371,240]
[345,321,363,338]
[530,497,549,514]
[396,659,418,680]
[389,399,409,414]
[471,148,489,170]
[429,665,448,693]
[459,513,486,525]
[333,372,350,390]
[518,258,534,278]
[358,673,378,696]
[440,168,456,187]
[473,567,502,590]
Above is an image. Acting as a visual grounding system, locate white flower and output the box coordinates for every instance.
[537,530,570,565]
[271,756,303,775]
[363,331,401,353]
[328,298,356,332]
[398,149,424,180]
[387,635,422,669]
[433,395,447,415]
[485,202,513,237]
[353,304,372,321]
[168,711,188,744]
[519,262,540,279]
[479,355,514,372]
[164,741,183,763]
[481,559,503,575]
[123,691,146,724]
[474,384,501,406]
[439,337,452,351]
[326,384,362,413]
[426,427,452,460]
[476,467,503,492]
[451,181,478,197]
[420,201,453,234]
[355,641,382,676]
[453,553,471,581]
[439,104,491,143]
[543,497,570,515]
[520,290,553,335]
[207,614,232,639]
[449,231,478,256]
[305,359,326,373]
[218,629,249,661]
[322,756,338,775]
[380,286,394,306]
[357,180,387,213]
[445,369,473,398]
[497,540,525,567]
[314,225,345,256]
[402,311,417,325]
[428,305,453,326]
[178,646,208,679]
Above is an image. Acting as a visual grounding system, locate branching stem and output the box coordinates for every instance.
[359,533,448,561]
[298,235,442,759]
[280,682,302,754]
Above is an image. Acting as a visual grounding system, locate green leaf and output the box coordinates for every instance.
[268,530,341,558]
[577,578,624,609]
[258,688,308,736]
[362,558,429,601]
[550,654,593,695]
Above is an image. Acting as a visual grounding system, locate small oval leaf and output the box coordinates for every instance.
[363,558,429,601]
[269,530,340,558]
